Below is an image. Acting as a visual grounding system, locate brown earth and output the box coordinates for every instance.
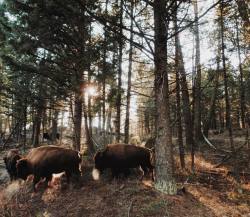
[0,134,249,217]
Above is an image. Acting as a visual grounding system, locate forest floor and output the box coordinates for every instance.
[0,133,249,217]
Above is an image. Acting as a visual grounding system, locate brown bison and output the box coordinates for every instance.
[3,149,21,181]
[16,146,81,191]
[94,144,154,180]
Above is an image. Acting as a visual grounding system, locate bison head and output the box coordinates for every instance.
[94,151,105,172]
[16,159,30,180]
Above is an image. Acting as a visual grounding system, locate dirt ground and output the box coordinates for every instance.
[0,134,249,217]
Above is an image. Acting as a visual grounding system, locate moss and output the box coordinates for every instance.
[155,180,177,195]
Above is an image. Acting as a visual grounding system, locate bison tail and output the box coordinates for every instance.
[78,152,83,162]
[77,152,83,174]
[92,168,100,180]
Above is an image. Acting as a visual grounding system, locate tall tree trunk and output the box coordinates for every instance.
[23,100,27,150]
[116,0,123,142]
[193,0,202,143]
[87,25,93,139]
[106,106,112,144]
[31,108,35,143]
[236,0,250,38]
[102,78,106,134]
[48,107,52,129]
[174,6,185,169]
[33,105,43,147]
[97,72,102,135]
[236,17,246,129]
[175,17,195,171]
[203,55,220,137]
[106,106,112,133]
[74,86,83,151]
[88,88,93,140]
[220,1,235,152]
[153,0,177,195]
[124,0,134,144]
[83,92,95,155]
[102,0,109,134]
[51,109,59,142]
[60,110,64,145]
[176,64,185,169]
[98,109,102,135]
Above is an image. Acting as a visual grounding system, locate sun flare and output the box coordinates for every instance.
[85,85,97,97]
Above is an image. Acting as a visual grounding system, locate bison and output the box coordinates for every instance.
[16,146,81,191]
[3,149,21,181]
[93,144,154,180]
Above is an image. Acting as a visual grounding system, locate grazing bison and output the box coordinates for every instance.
[43,132,60,141]
[16,146,81,191]
[3,149,21,181]
[94,144,154,180]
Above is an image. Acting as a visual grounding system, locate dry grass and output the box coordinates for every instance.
[0,133,250,217]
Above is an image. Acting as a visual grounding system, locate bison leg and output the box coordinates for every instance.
[10,174,14,181]
[140,166,147,181]
[73,167,81,177]
[45,175,52,187]
[33,176,41,192]
[111,168,120,179]
[141,165,154,181]
[123,168,131,178]
[65,171,72,184]
[149,166,155,181]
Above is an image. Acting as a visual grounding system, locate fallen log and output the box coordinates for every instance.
[215,142,246,168]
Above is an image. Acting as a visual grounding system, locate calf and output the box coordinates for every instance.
[3,149,21,181]
[16,146,81,191]
[94,144,154,180]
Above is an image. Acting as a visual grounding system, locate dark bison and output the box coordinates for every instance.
[3,149,21,181]
[94,144,154,180]
[43,132,60,141]
[16,146,81,191]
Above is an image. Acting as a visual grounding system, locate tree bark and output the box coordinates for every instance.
[102,0,109,134]
[51,109,59,142]
[174,6,185,169]
[203,58,220,137]
[88,84,93,140]
[33,105,43,147]
[124,0,134,144]
[236,17,246,129]
[83,92,95,155]
[23,100,27,150]
[73,86,83,151]
[97,72,102,135]
[236,0,250,38]
[153,0,177,195]
[175,17,195,170]
[220,1,235,152]
[116,0,123,143]
[193,0,202,144]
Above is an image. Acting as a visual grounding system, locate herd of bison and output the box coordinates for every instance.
[3,144,154,191]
